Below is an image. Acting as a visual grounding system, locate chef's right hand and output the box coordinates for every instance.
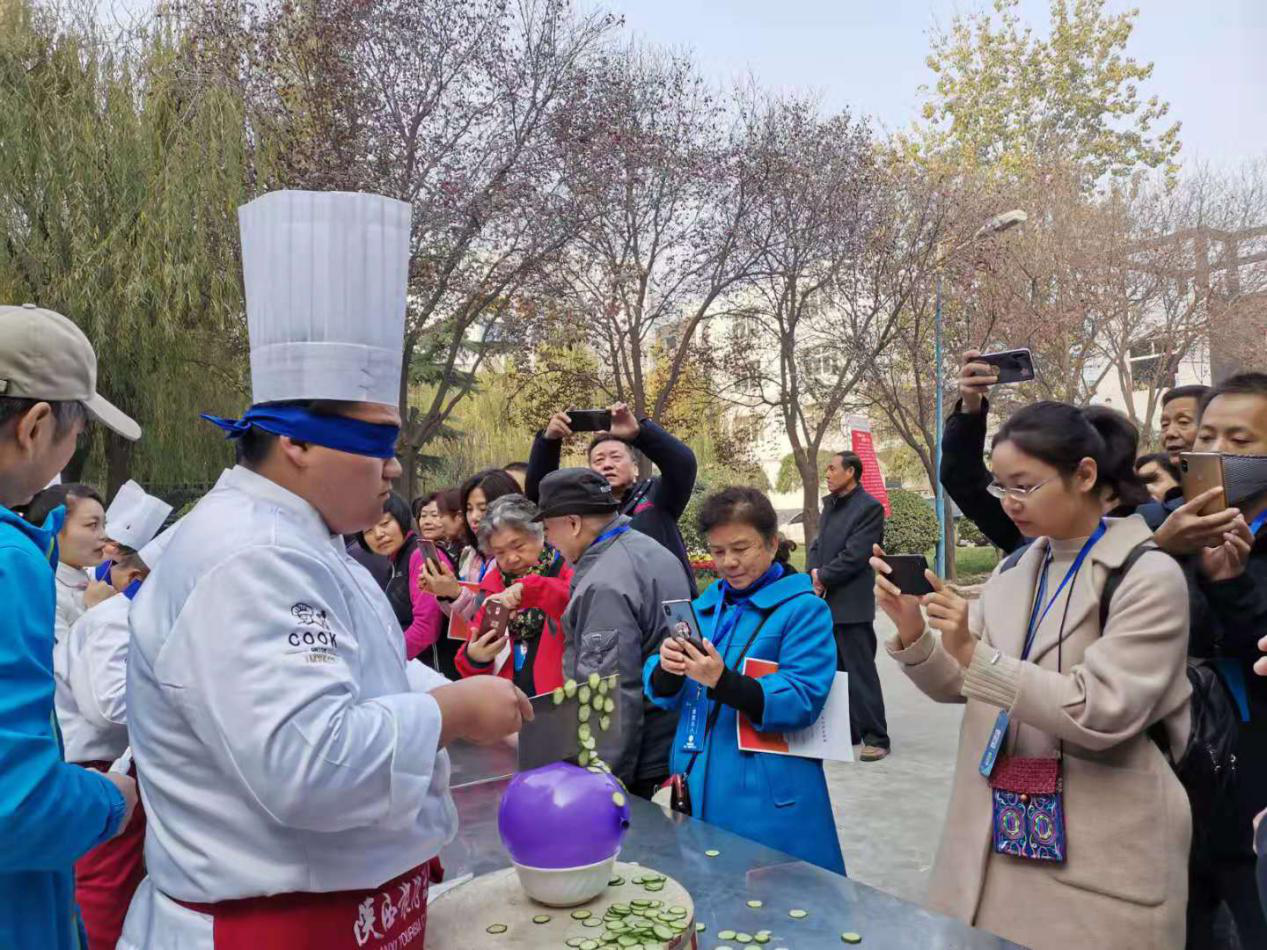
[544,411,573,441]
[102,772,138,837]
[433,677,534,746]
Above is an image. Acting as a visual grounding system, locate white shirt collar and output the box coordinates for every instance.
[220,465,340,550]
[55,560,89,590]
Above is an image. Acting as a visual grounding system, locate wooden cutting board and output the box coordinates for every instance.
[428,861,697,950]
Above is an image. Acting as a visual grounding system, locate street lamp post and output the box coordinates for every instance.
[933,209,1027,579]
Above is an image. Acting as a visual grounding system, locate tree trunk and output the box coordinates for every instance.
[400,440,420,501]
[799,461,821,548]
[943,509,957,582]
[105,432,133,498]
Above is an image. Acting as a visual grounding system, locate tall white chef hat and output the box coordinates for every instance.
[238,190,412,407]
[138,521,180,571]
[105,480,173,551]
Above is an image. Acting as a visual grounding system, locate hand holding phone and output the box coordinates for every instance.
[662,599,705,650]
[879,554,936,596]
[419,539,442,572]
[565,408,613,433]
[977,348,1036,385]
[1180,453,1227,515]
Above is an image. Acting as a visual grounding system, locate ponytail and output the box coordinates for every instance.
[993,401,1149,509]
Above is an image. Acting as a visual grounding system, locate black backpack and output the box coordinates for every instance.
[1000,541,1240,841]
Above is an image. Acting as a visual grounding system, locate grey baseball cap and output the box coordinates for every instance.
[0,304,141,440]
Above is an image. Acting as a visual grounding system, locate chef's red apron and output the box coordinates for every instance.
[172,857,442,949]
[74,761,147,950]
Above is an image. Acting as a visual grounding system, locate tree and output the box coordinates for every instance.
[0,0,252,494]
[723,96,934,545]
[192,0,620,497]
[913,0,1181,187]
[552,47,770,434]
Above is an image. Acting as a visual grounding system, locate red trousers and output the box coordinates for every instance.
[75,762,147,950]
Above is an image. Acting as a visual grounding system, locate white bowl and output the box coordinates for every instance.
[512,852,618,907]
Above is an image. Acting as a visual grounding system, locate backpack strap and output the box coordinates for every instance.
[999,540,1034,573]
[1097,541,1153,632]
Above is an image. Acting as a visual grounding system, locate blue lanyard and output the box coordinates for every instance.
[1022,521,1106,661]
[590,521,632,552]
[1250,511,1267,537]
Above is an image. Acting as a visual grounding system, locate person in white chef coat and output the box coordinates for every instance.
[119,190,532,950]
[60,492,172,950]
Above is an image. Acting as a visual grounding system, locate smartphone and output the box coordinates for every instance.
[419,539,442,572]
[1180,452,1227,515]
[880,554,935,596]
[478,600,513,641]
[567,408,613,432]
[661,599,706,650]
[978,348,1036,385]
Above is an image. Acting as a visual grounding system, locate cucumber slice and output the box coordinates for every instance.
[579,685,592,704]
[532,914,551,924]
[564,679,578,698]
[588,672,601,689]
[788,909,808,919]
[485,923,507,934]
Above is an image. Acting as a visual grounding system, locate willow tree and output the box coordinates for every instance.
[0,0,253,494]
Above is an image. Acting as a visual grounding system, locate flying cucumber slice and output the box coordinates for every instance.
[485,923,507,934]
[588,672,601,689]
[564,679,578,698]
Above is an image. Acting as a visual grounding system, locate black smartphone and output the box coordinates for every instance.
[1180,452,1227,516]
[880,554,935,596]
[419,539,442,572]
[567,408,613,432]
[478,601,513,641]
[662,599,706,650]
[978,348,1036,385]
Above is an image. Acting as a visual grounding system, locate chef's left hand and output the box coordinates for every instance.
[679,638,725,689]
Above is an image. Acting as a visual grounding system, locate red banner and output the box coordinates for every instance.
[850,426,891,516]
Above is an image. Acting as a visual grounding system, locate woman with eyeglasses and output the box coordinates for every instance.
[872,401,1192,950]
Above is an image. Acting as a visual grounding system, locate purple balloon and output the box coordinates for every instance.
[498,762,632,869]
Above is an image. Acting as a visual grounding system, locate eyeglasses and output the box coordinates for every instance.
[985,475,1059,500]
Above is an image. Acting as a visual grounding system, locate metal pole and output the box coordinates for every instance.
[934,269,945,577]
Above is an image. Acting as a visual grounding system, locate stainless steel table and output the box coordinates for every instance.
[439,745,1023,950]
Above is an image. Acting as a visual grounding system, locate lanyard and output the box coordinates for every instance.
[1250,511,1267,537]
[1021,520,1106,661]
[590,520,632,552]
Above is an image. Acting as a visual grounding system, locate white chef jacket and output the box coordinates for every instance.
[56,593,131,763]
[52,561,91,753]
[119,466,456,946]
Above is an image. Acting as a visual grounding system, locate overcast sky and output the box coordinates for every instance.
[595,0,1266,170]
[98,0,1265,169]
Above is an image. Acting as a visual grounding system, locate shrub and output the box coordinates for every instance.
[884,488,939,554]
[956,517,989,547]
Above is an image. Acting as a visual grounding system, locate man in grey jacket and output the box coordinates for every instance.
[537,468,688,797]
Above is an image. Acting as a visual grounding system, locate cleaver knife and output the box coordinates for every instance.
[517,674,620,773]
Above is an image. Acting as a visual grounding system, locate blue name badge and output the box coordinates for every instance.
[979,710,1009,778]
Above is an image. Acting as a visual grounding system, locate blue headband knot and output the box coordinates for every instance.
[201,404,400,459]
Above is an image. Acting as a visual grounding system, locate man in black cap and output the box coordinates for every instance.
[537,468,689,797]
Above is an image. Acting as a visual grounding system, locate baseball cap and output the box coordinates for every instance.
[0,304,140,440]
[534,468,621,521]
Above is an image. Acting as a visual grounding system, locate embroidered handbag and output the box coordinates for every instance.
[989,756,1066,863]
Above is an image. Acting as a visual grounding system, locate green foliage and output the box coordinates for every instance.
[884,488,939,555]
[775,451,832,495]
[951,545,1000,582]
[956,517,990,547]
[913,0,1181,185]
[414,368,537,492]
[0,3,255,492]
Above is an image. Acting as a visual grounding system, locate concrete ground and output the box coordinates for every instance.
[824,615,965,904]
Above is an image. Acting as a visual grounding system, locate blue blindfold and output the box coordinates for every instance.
[201,404,400,459]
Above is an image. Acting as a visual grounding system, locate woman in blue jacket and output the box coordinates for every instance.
[643,486,845,874]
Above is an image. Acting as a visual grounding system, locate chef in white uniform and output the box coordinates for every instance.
[119,190,531,950]
[57,482,171,763]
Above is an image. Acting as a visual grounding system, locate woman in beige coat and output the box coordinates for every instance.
[874,401,1192,950]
